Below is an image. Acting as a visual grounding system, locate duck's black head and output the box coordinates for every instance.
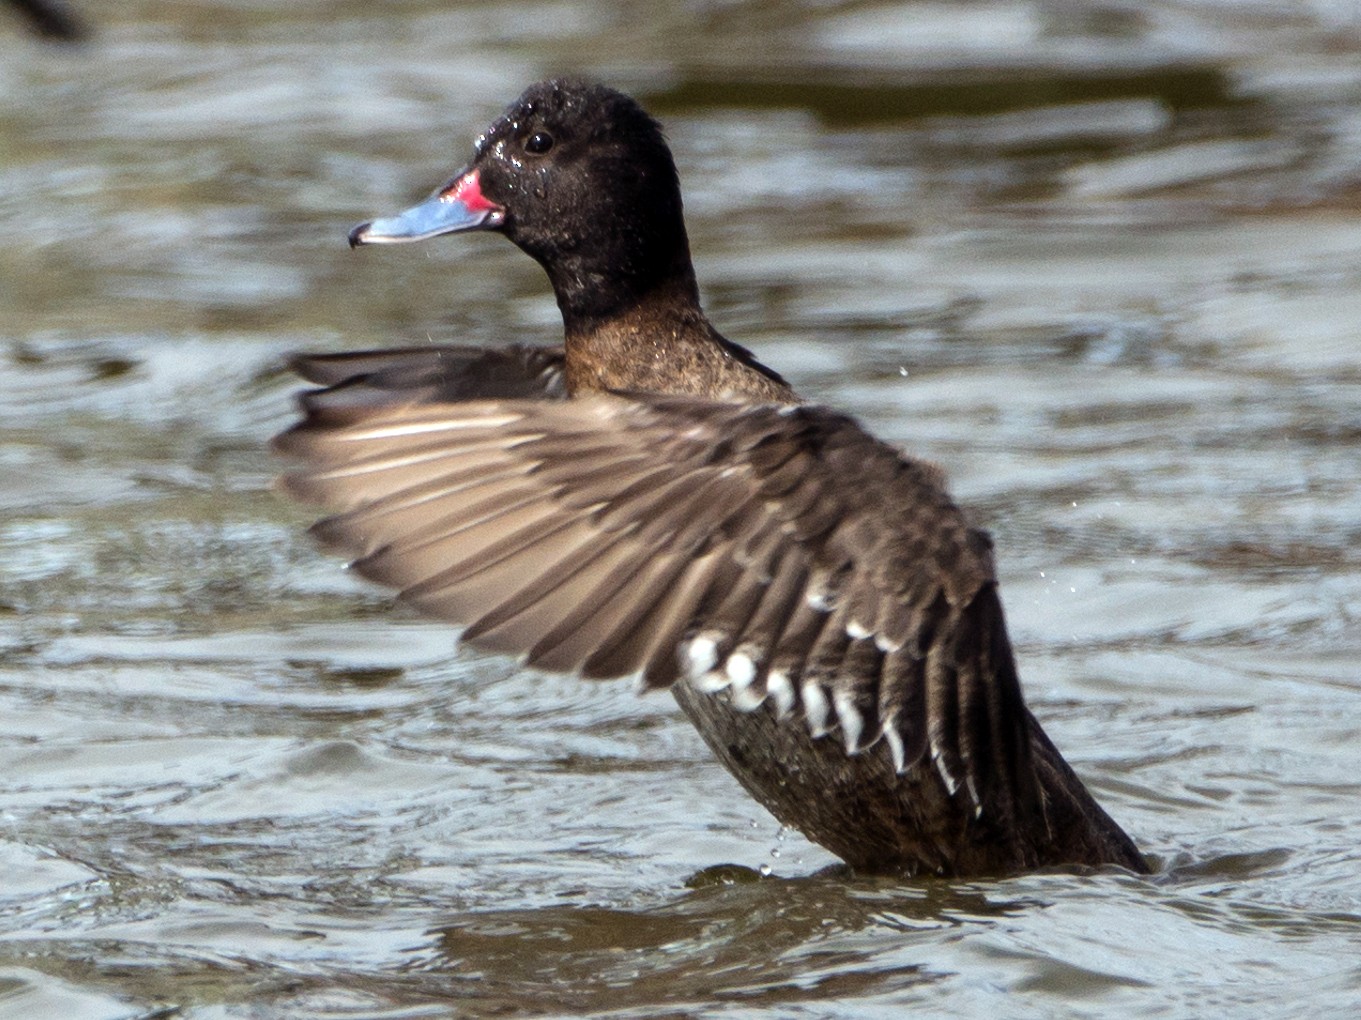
[350,79,697,330]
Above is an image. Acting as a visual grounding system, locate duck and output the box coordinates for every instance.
[275,79,1147,877]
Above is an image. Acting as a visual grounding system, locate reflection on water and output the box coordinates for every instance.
[2,0,1360,1016]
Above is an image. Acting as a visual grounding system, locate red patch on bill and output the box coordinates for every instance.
[440,171,501,213]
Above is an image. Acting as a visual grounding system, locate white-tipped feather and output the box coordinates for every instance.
[806,590,834,612]
[729,681,767,712]
[802,680,831,737]
[874,632,902,654]
[883,725,907,773]
[931,744,960,796]
[726,651,757,689]
[693,670,731,693]
[725,651,766,710]
[767,671,796,718]
[683,633,720,680]
[833,691,865,754]
[845,619,871,640]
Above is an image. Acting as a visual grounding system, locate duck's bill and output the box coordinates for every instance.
[348,168,505,247]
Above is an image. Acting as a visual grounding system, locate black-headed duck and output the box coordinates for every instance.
[275,80,1147,877]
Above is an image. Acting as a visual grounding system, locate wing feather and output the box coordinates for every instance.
[274,346,1038,837]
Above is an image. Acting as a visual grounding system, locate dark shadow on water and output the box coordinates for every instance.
[394,869,1047,1015]
[646,62,1239,125]
[5,0,87,42]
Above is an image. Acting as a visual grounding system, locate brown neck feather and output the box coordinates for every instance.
[562,275,797,403]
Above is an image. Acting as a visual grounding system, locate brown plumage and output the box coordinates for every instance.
[275,80,1147,876]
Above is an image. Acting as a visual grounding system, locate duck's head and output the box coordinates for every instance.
[349,79,695,326]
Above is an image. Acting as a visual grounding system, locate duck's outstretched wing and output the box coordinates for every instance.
[274,345,1042,844]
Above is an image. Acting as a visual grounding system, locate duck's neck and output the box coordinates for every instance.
[529,186,698,333]
[558,272,796,402]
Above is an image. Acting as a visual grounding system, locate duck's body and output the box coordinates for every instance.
[277,80,1146,876]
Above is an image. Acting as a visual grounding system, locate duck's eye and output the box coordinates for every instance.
[524,131,554,155]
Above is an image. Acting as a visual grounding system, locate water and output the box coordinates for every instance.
[3,1,1360,1016]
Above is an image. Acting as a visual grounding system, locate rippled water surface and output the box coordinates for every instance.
[3,1,1360,1016]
